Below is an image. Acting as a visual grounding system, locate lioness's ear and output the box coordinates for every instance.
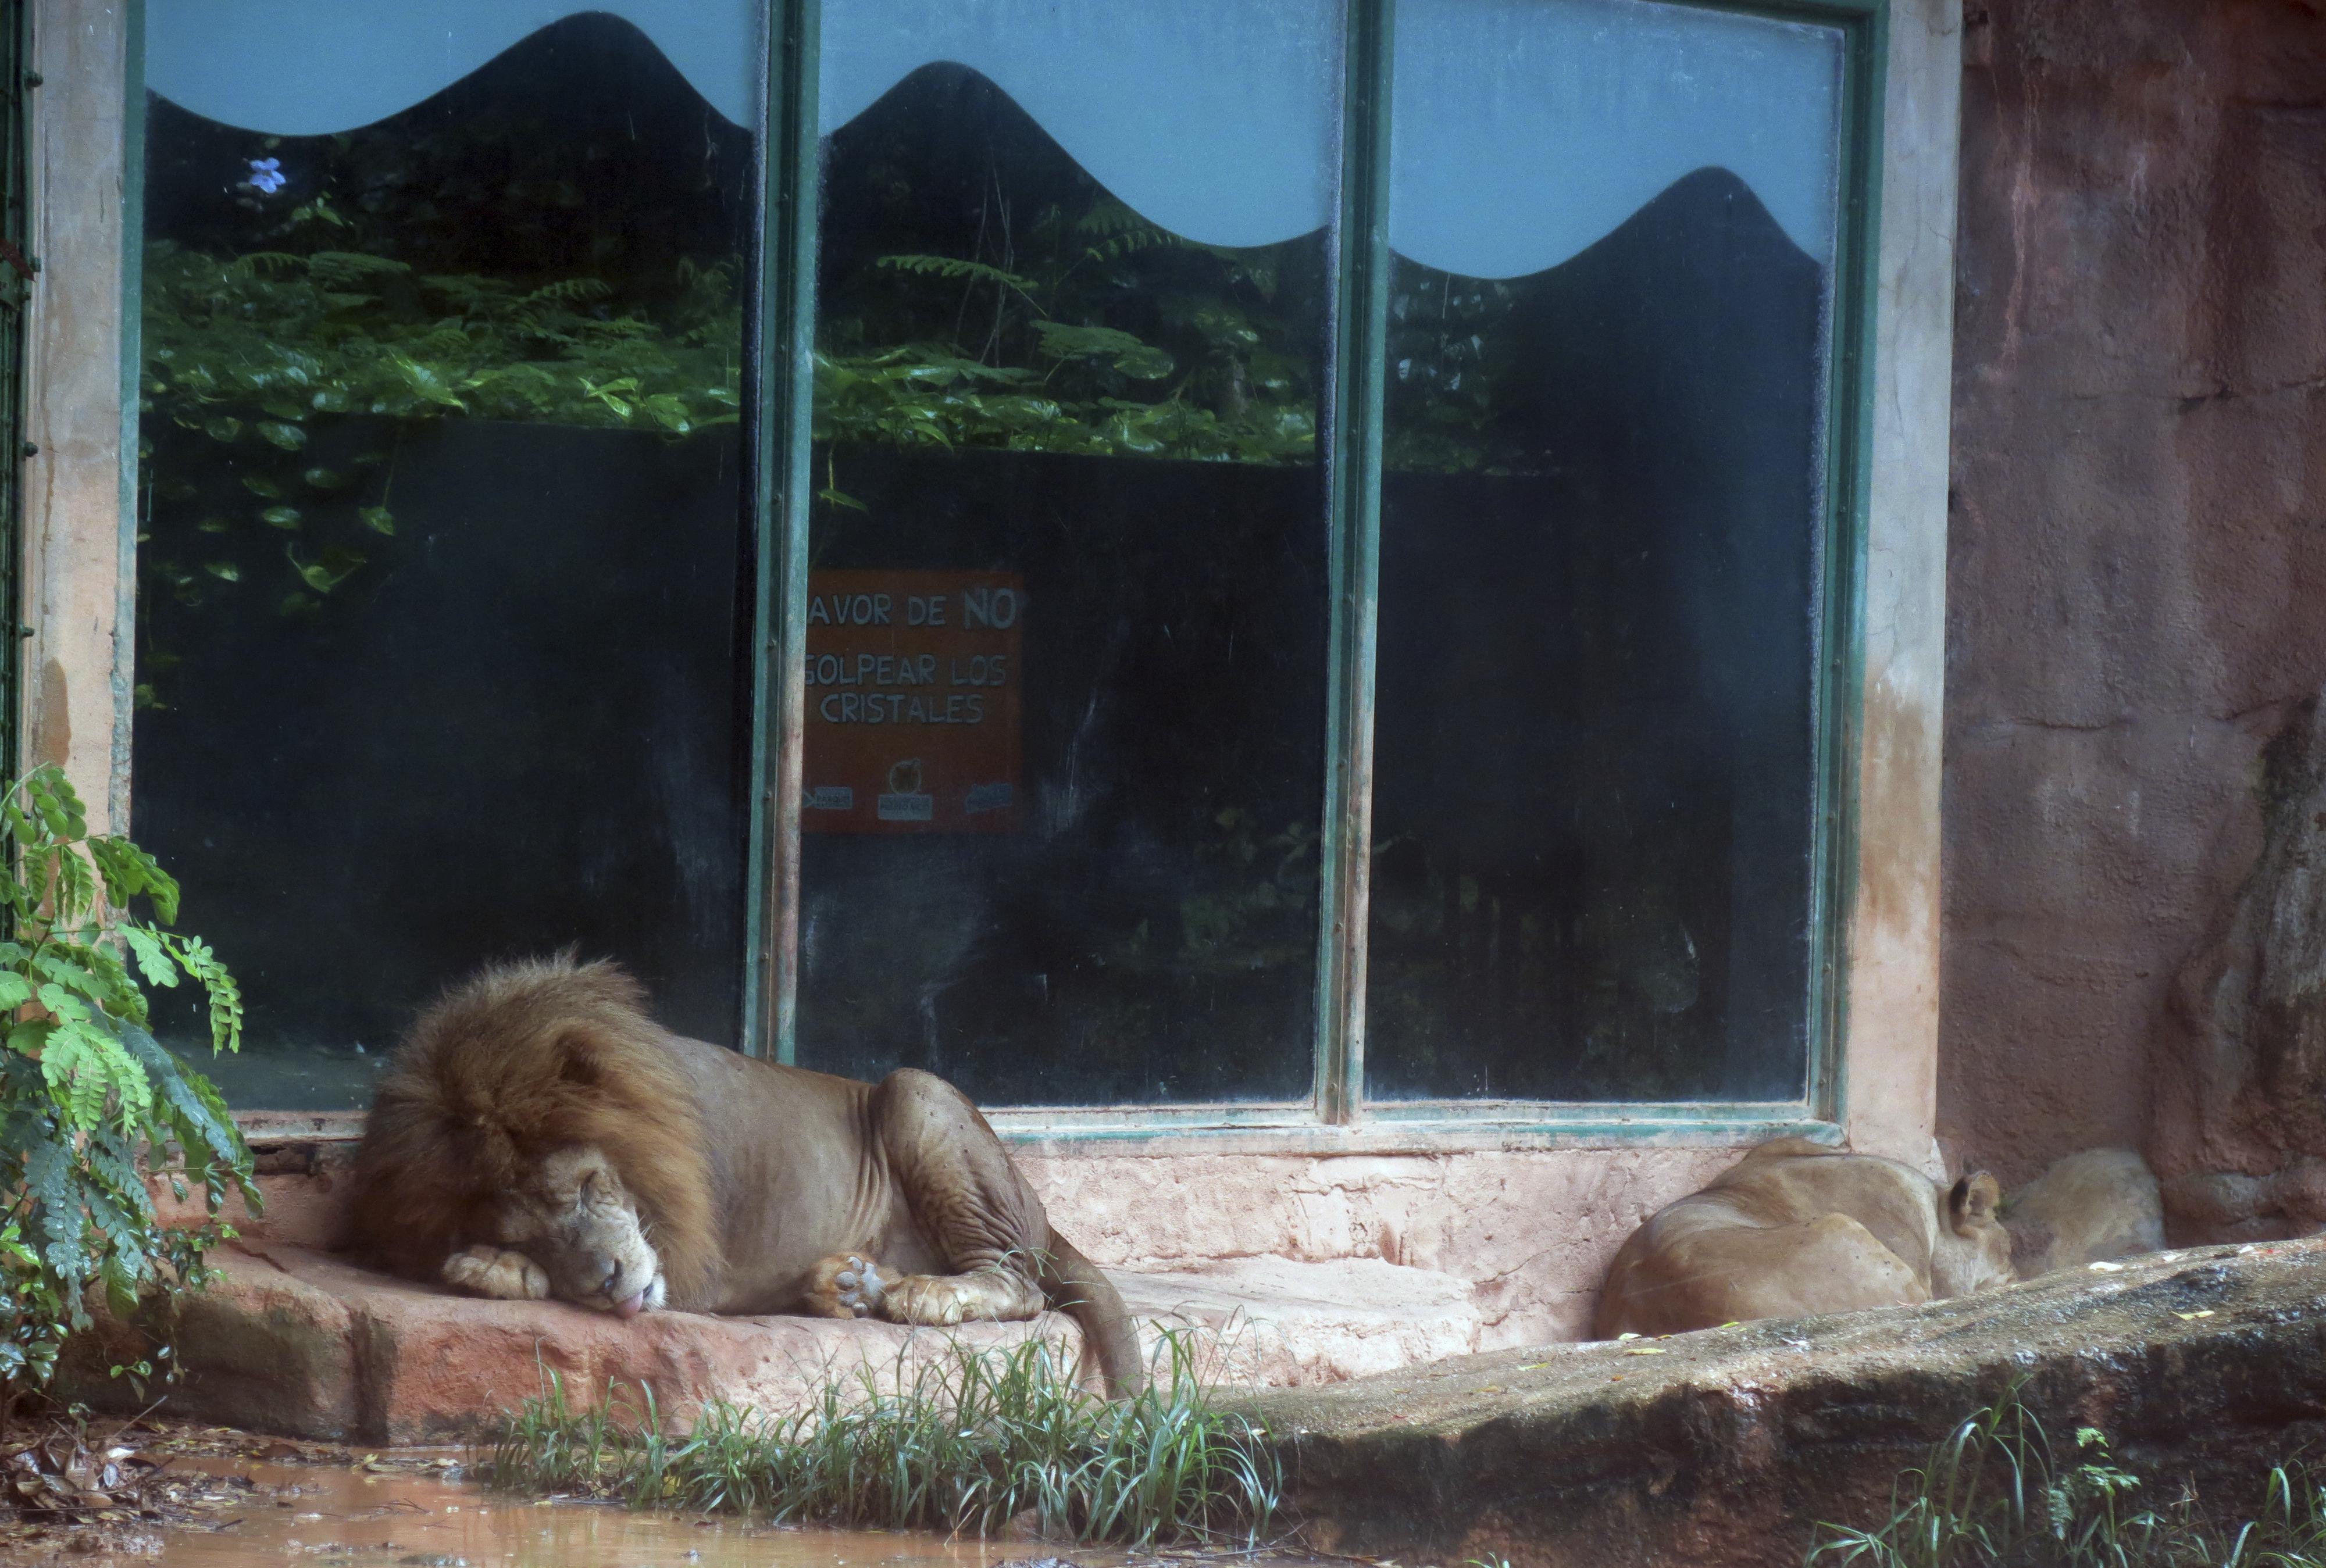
[1950,1171,2002,1231]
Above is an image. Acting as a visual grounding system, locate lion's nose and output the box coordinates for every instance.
[600,1262,622,1298]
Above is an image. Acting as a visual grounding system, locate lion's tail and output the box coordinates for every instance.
[1036,1233,1146,1398]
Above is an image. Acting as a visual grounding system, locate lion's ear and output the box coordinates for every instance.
[1950,1171,2002,1231]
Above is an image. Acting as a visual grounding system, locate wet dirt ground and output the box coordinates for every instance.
[0,1421,1339,1568]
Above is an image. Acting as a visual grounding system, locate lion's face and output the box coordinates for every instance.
[491,1146,666,1317]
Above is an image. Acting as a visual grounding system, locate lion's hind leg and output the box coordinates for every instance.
[442,1245,549,1302]
[860,1069,1067,1328]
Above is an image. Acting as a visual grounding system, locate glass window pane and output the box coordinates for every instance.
[795,2,1340,1106]
[1366,0,1846,1102]
[135,5,761,1108]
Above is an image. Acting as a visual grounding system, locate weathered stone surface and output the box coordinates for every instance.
[2152,692,2326,1236]
[1236,1237,2326,1568]
[1019,1145,1740,1348]
[1121,1256,1484,1384]
[1940,0,2326,1184]
[55,1241,1485,1443]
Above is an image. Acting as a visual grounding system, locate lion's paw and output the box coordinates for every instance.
[883,1274,977,1327]
[803,1253,895,1319]
[443,1245,548,1302]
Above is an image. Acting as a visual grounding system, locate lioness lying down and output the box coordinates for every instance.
[343,956,1143,1395]
[1593,1139,2013,1339]
[2003,1146,2164,1277]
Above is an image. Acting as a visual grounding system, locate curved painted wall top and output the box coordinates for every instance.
[147,0,1841,278]
[1389,0,1841,279]
[147,2,765,134]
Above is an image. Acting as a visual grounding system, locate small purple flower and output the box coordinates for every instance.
[246,156,284,195]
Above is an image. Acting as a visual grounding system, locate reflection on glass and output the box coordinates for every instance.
[1366,0,1845,1102]
[795,11,1337,1106]
[134,13,759,1107]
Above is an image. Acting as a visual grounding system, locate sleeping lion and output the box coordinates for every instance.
[1593,1138,2014,1339]
[342,955,1143,1396]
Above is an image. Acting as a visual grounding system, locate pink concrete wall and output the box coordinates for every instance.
[1019,1148,1741,1348]
[1940,0,2326,1184]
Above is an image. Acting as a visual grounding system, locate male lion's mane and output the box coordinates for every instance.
[343,955,720,1305]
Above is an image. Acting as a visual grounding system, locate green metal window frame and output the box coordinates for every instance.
[741,0,1891,1144]
[106,0,1885,1138]
[0,0,26,785]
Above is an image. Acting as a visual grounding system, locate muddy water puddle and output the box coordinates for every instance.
[69,1456,1301,1568]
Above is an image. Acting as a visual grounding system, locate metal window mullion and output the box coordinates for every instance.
[1313,0,1394,1126]
[1804,2,1888,1122]
[743,0,820,1062]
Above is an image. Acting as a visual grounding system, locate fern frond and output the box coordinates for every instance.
[875,255,1041,295]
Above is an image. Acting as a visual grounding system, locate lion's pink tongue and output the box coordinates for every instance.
[615,1292,645,1320]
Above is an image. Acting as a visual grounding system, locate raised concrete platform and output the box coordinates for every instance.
[59,1242,1487,1443]
[1233,1237,2326,1568]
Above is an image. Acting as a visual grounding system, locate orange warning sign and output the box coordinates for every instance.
[802,570,1023,834]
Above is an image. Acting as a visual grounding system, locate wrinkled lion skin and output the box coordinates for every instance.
[1593,1138,2014,1340]
[341,955,1143,1396]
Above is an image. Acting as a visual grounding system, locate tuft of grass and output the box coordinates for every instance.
[1808,1383,2326,1568]
[483,1328,1280,1548]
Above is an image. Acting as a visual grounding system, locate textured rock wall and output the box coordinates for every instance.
[2153,694,2326,1234]
[1940,0,2326,1184]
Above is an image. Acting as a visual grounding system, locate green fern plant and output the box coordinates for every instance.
[873,253,1043,296]
[0,764,257,1398]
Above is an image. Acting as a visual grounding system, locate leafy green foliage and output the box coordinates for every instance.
[815,187,1323,468]
[135,242,747,642]
[137,88,1510,645]
[1808,1385,2326,1567]
[0,766,257,1395]
[488,1329,1279,1547]
[1383,268,1529,473]
[142,243,743,434]
[1173,809,1318,973]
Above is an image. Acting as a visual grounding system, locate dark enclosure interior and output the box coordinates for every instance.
[134,16,756,1107]
[1368,170,1827,1103]
[794,64,1332,1106]
[130,10,1833,1112]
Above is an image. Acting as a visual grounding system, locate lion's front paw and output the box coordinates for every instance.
[802,1253,894,1319]
[443,1245,548,1302]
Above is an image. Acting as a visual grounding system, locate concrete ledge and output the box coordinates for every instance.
[58,1242,1486,1443]
[1233,1238,2326,1568]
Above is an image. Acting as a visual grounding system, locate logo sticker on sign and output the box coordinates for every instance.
[803,570,1022,834]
